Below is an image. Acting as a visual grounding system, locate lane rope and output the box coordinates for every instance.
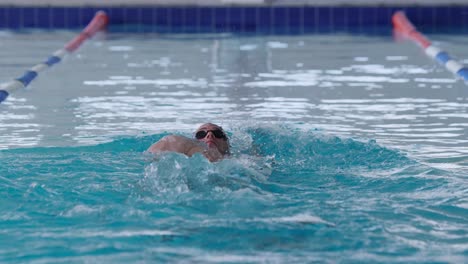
[392,11,468,82]
[0,11,109,104]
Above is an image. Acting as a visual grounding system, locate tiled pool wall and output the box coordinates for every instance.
[0,1,467,33]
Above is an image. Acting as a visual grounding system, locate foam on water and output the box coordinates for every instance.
[1,125,467,262]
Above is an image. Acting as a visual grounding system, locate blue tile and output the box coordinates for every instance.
[124,7,140,24]
[256,7,272,32]
[272,7,286,27]
[19,8,34,28]
[316,7,332,32]
[227,8,239,32]
[229,7,244,32]
[0,5,465,34]
[7,8,22,28]
[198,7,213,31]
[51,7,65,28]
[183,7,199,32]
[0,8,4,28]
[140,8,154,25]
[228,7,242,24]
[60,7,76,28]
[447,6,461,29]
[359,7,376,27]
[332,7,347,30]
[170,8,184,27]
[287,7,303,34]
[343,7,358,28]
[435,6,450,28]
[375,7,391,25]
[302,7,314,31]
[462,6,468,31]
[154,7,169,25]
[288,8,302,26]
[244,7,257,32]
[403,6,421,25]
[213,7,229,32]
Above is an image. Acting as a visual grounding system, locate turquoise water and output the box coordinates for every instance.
[2,127,466,262]
[1,31,468,262]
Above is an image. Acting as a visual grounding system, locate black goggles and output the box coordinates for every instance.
[195,129,226,140]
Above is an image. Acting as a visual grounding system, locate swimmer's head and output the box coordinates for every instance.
[194,123,230,155]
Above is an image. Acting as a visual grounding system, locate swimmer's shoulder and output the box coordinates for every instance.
[148,134,202,155]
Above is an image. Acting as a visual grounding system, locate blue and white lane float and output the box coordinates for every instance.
[0,11,109,104]
[392,11,468,82]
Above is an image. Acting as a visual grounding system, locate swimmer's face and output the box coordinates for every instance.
[195,123,230,155]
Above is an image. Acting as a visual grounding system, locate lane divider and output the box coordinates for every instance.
[0,11,109,104]
[392,11,468,82]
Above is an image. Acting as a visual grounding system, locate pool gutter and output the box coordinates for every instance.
[1,0,468,7]
[0,0,467,31]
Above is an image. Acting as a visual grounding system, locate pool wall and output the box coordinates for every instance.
[0,0,467,32]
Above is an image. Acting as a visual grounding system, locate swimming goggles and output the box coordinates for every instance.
[195,129,226,140]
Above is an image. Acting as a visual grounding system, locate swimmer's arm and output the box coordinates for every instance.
[147,135,204,156]
[147,135,223,162]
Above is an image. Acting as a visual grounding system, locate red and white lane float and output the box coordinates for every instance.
[0,11,109,103]
[392,11,468,83]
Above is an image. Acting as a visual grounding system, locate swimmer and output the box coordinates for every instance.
[147,123,230,162]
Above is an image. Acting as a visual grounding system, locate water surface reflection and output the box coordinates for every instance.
[1,33,467,171]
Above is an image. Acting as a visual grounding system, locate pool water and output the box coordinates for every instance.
[0,30,467,262]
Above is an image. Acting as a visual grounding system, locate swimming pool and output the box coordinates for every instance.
[1,27,468,262]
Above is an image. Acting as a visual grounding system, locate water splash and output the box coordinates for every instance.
[0,125,466,262]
